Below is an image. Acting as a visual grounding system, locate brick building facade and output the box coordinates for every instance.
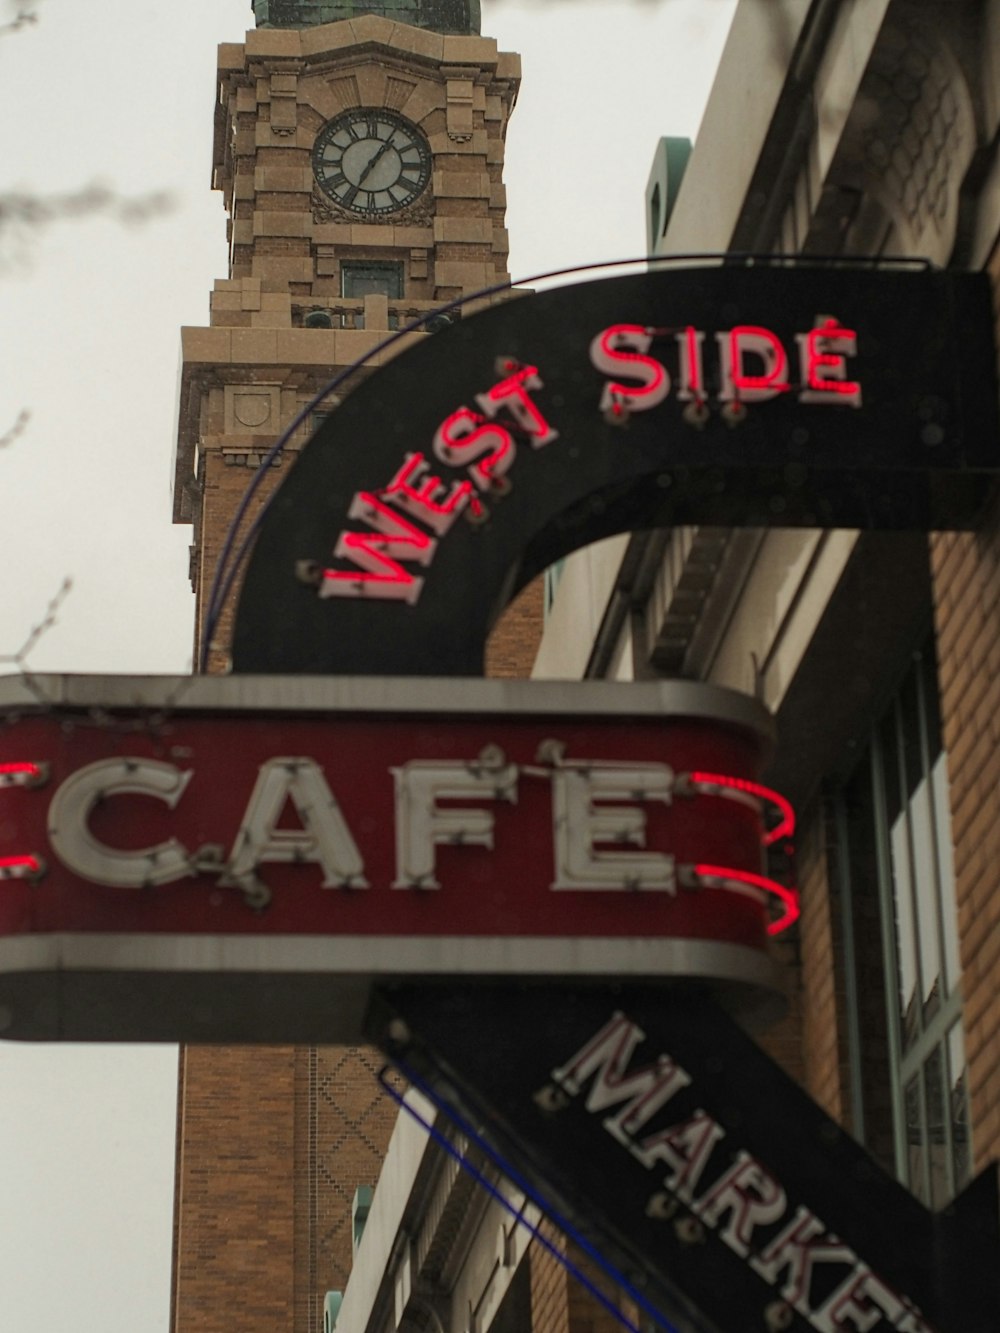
[172,2,1000,1333]
[332,2,1000,1331]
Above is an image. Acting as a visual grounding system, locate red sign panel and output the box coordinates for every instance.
[0,676,795,1041]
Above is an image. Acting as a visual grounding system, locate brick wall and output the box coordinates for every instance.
[172,1044,400,1333]
[931,514,1000,1171]
[927,237,1000,1172]
[797,798,849,1123]
[172,1046,297,1333]
[484,576,544,678]
[195,450,291,674]
[529,1221,569,1333]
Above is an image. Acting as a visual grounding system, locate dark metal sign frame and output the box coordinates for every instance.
[370,984,1000,1333]
[232,264,1000,675]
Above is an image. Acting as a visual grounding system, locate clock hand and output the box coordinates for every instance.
[358,137,394,186]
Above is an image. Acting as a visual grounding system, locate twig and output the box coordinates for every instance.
[0,2,38,36]
[0,577,73,704]
[0,409,29,449]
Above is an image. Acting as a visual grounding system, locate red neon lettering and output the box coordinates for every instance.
[0,854,43,879]
[688,771,795,845]
[380,452,481,532]
[692,863,799,935]
[590,324,670,414]
[675,326,705,400]
[0,764,47,879]
[797,319,862,406]
[321,492,436,605]
[477,366,559,448]
[720,325,790,402]
[0,761,47,788]
[433,407,515,491]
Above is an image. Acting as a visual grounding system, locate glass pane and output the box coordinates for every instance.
[947,1023,971,1192]
[910,773,942,1022]
[889,801,919,1049]
[341,262,404,299]
[905,1075,927,1204]
[923,1047,949,1207]
[931,753,961,995]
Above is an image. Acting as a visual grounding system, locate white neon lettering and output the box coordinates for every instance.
[550,1013,692,1143]
[589,324,671,414]
[632,1109,727,1202]
[692,1149,788,1258]
[812,1264,905,1333]
[223,758,367,892]
[750,1206,856,1315]
[392,758,518,889]
[47,758,193,888]
[545,1012,933,1333]
[550,762,675,890]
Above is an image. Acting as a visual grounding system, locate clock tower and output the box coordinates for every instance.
[173,0,520,671]
[170,10,526,1333]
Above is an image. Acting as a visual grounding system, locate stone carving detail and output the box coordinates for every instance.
[311,186,434,228]
[384,75,417,111]
[233,392,272,428]
[852,16,975,264]
[329,74,361,110]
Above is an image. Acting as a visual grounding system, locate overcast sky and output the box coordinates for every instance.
[0,1,736,1328]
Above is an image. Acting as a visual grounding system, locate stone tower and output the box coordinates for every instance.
[172,2,520,672]
[170,9,523,1333]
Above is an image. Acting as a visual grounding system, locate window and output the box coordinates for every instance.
[838,640,969,1205]
[543,558,567,618]
[649,183,662,252]
[340,260,404,300]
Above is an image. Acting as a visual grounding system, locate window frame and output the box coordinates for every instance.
[835,640,969,1205]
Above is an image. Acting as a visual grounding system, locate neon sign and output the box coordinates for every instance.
[0,675,793,1037]
[313,316,861,605]
[4,748,797,932]
[319,363,559,602]
[527,1008,943,1333]
[232,265,999,676]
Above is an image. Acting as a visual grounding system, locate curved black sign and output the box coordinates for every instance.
[232,265,999,675]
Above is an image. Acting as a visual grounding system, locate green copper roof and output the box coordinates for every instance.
[251,0,481,34]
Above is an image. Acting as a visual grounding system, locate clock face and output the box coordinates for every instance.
[312,109,432,215]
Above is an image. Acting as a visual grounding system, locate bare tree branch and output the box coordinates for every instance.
[0,1,39,36]
[0,184,174,232]
[0,577,72,668]
[0,409,29,450]
[0,185,175,269]
[0,577,73,701]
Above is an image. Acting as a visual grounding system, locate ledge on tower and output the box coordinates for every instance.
[251,0,481,34]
